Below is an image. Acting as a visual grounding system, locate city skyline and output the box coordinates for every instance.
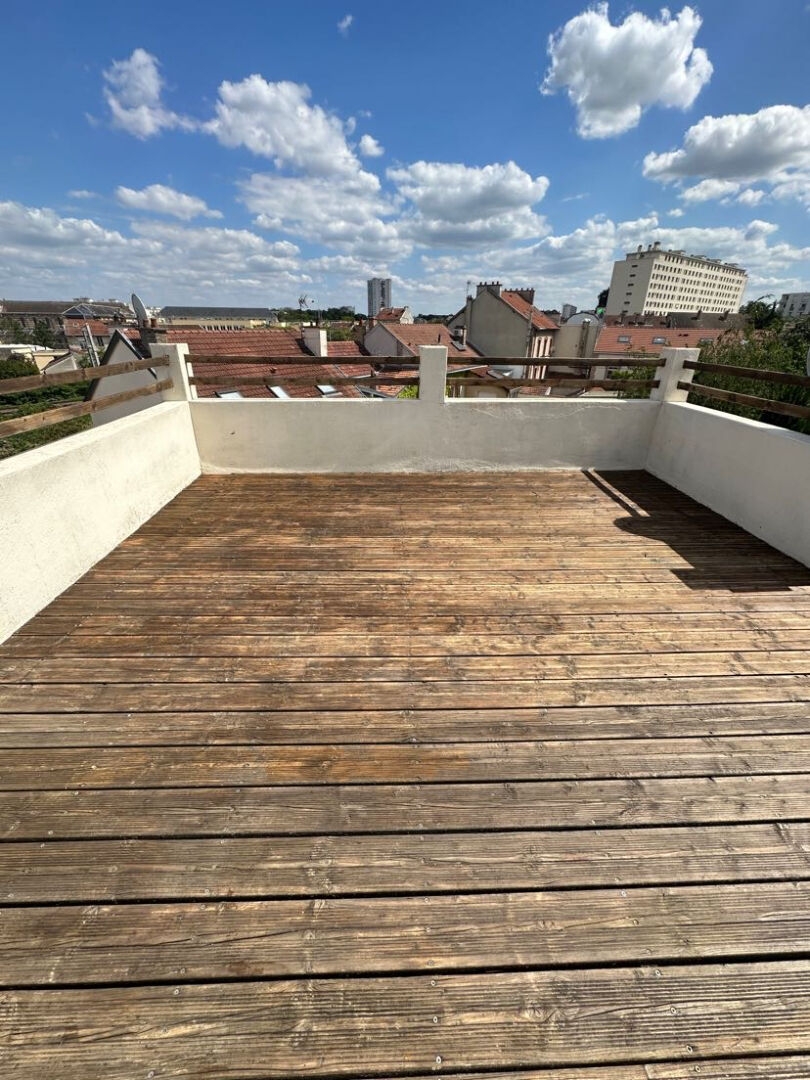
[1,0,809,313]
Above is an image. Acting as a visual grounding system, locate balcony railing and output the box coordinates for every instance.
[2,343,810,643]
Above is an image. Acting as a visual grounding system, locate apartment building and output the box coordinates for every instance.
[777,292,810,320]
[605,242,747,316]
[366,278,392,317]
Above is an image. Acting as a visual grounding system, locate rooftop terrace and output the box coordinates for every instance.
[1,346,810,1076]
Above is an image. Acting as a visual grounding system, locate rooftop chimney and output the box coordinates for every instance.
[477,281,502,298]
[302,326,328,357]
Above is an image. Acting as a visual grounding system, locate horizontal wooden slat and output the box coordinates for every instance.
[684,359,810,389]
[0,378,173,437]
[0,356,168,394]
[4,962,810,1078]
[3,774,809,840]
[6,649,810,684]
[4,881,809,985]
[4,735,810,790]
[6,628,810,660]
[4,674,809,712]
[3,822,810,902]
[681,381,810,420]
[2,702,810,747]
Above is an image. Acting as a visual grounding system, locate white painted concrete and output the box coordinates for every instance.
[647,401,810,568]
[191,396,659,474]
[0,402,200,642]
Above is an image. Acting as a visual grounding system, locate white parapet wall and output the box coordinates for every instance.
[647,401,810,568]
[0,402,201,642]
[190,396,660,474]
[190,346,659,473]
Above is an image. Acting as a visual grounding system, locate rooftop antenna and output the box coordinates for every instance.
[131,292,149,328]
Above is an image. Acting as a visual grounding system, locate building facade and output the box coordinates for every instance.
[777,293,810,320]
[605,243,747,317]
[447,283,557,361]
[367,278,392,317]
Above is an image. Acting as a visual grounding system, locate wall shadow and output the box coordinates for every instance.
[584,469,810,592]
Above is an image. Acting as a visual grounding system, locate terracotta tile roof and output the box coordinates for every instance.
[166,328,308,357]
[595,326,727,357]
[189,359,368,400]
[63,320,140,342]
[376,307,407,321]
[500,291,558,331]
[326,339,368,358]
[379,322,483,359]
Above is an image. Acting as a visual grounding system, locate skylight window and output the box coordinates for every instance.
[215,390,243,400]
[617,335,631,343]
[652,336,667,344]
[317,384,340,396]
[268,386,290,398]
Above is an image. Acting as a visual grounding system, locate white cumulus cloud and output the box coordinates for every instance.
[387,161,549,246]
[103,48,193,138]
[337,14,353,35]
[115,184,222,220]
[358,134,384,157]
[205,76,363,177]
[542,4,712,138]
[644,105,810,209]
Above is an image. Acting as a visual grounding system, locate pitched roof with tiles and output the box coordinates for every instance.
[500,290,559,331]
[174,329,369,398]
[375,307,408,321]
[379,322,483,359]
[326,339,369,358]
[595,326,728,357]
[166,328,309,357]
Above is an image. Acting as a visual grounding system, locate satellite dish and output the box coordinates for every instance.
[131,292,149,327]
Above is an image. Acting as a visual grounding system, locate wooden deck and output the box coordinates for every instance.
[2,470,810,1078]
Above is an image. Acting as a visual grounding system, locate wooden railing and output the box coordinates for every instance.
[186,354,663,397]
[0,357,172,439]
[680,360,810,423]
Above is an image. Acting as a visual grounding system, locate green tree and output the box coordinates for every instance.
[690,317,810,434]
[0,316,31,344]
[0,354,91,459]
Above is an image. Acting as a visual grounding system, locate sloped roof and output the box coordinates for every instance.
[160,306,276,319]
[379,322,483,359]
[595,326,727,357]
[326,339,368,358]
[175,328,367,398]
[166,328,308,357]
[376,307,408,321]
[64,320,140,341]
[500,291,558,331]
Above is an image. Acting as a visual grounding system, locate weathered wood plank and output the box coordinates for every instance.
[3,735,810,789]
[4,962,810,1078]
[3,674,809,712]
[3,822,810,902]
[5,649,810,684]
[8,628,810,658]
[4,774,808,839]
[4,881,809,986]
[2,702,809,748]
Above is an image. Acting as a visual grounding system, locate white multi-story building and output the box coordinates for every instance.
[777,292,810,320]
[367,278,392,317]
[605,242,748,316]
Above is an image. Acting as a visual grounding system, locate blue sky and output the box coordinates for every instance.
[1,0,808,314]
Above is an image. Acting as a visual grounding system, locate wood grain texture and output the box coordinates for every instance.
[3,881,809,985]
[3,822,810,902]
[3,469,810,1076]
[4,962,810,1078]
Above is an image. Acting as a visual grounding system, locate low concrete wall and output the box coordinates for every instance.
[0,402,200,642]
[191,397,659,474]
[647,401,810,568]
